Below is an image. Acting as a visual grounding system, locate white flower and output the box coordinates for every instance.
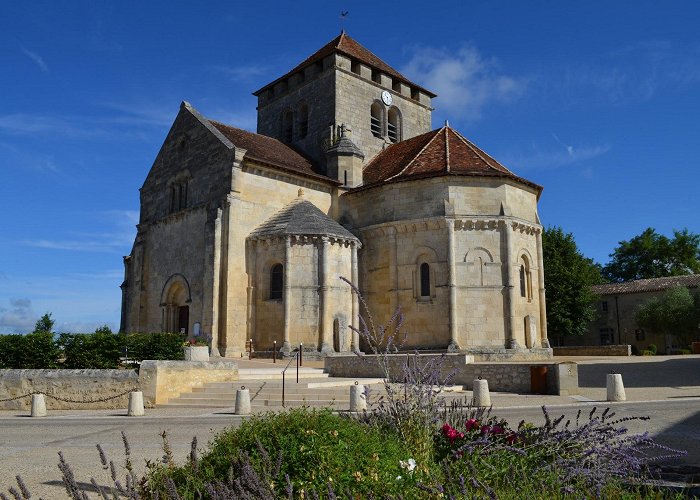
[399,458,417,474]
[396,475,402,481]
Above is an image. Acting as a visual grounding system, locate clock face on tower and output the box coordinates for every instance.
[381,90,393,106]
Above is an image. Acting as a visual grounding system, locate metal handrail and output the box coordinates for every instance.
[281,349,300,407]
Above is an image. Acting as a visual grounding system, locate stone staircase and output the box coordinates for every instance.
[162,367,386,410]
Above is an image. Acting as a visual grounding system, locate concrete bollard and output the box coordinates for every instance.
[472,378,491,407]
[235,387,251,415]
[127,391,145,416]
[606,373,626,401]
[31,394,47,417]
[350,384,366,412]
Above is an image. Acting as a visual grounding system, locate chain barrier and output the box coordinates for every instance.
[0,388,135,404]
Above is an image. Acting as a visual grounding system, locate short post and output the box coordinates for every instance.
[31,394,47,417]
[606,373,626,401]
[273,341,277,363]
[472,378,491,407]
[299,343,303,367]
[350,382,367,412]
[127,391,145,416]
[249,338,253,359]
[235,386,251,415]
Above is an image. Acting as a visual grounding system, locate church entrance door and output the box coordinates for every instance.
[178,306,189,335]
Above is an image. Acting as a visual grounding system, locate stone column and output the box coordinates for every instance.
[282,236,292,354]
[245,240,257,354]
[503,221,518,349]
[320,237,333,354]
[210,208,223,356]
[351,242,360,352]
[447,220,460,351]
[535,229,550,348]
[388,227,399,317]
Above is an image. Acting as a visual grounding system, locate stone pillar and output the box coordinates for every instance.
[535,229,550,348]
[320,237,333,354]
[351,242,360,352]
[210,208,222,356]
[388,227,399,317]
[447,220,459,351]
[503,221,518,349]
[282,236,292,354]
[245,240,257,353]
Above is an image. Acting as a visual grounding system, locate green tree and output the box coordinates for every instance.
[636,286,700,348]
[603,228,700,282]
[543,227,603,345]
[33,312,55,333]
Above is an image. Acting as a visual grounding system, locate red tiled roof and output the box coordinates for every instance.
[210,121,336,184]
[362,126,542,192]
[592,274,700,295]
[254,32,436,98]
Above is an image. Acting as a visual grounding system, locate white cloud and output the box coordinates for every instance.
[401,44,527,121]
[213,64,270,82]
[500,135,610,171]
[20,46,49,73]
[0,298,37,334]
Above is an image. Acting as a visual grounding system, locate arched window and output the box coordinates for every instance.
[270,264,283,300]
[370,102,384,138]
[282,110,293,142]
[387,106,401,143]
[519,256,532,301]
[298,103,308,139]
[420,262,431,298]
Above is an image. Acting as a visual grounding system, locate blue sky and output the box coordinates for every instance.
[1,1,699,333]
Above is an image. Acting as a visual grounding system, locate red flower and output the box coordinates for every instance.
[465,418,479,431]
[506,432,518,445]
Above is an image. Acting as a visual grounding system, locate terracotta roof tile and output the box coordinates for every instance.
[254,32,435,98]
[362,126,542,192]
[592,274,700,295]
[209,121,336,184]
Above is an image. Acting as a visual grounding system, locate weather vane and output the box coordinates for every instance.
[340,10,349,32]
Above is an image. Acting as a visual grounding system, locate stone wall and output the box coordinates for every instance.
[553,345,632,356]
[324,354,577,395]
[139,360,238,405]
[0,369,139,410]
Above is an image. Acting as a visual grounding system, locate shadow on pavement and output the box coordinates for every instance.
[578,358,700,388]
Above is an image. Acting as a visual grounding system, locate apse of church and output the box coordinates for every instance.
[120,32,549,357]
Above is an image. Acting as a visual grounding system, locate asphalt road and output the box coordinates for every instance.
[2,398,699,499]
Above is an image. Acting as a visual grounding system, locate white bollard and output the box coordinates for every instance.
[127,391,145,416]
[31,394,47,417]
[235,387,251,415]
[472,378,491,407]
[350,384,366,412]
[606,373,626,401]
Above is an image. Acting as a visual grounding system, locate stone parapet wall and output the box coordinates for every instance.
[553,345,631,356]
[324,354,577,395]
[0,369,139,410]
[139,360,239,405]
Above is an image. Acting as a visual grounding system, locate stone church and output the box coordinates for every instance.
[120,32,550,357]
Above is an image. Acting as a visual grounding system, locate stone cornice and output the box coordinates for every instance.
[242,161,334,193]
[248,234,361,248]
[359,216,541,238]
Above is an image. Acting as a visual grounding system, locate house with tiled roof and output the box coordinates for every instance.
[575,274,700,354]
[120,33,550,358]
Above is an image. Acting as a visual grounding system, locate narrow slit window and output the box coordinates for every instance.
[420,263,430,297]
[270,264,283,300]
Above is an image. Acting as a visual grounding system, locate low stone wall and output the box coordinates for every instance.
[553,345,631,356]
[467,348,554,362]
[0,369,139,410]
[324,354,578,395]
[139,360,239,405]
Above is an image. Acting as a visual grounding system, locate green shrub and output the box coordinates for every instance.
[642,350,654,356]
[59,332,123,368]
[678,349,691,355]
[0,332,60,368]
[125,332,185,362]
[647,344,657,355]
[145,408,421,498]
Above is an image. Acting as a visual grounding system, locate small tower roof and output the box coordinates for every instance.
[253,32,436,98]
[361,125,542,193]
[326,127,364,158]
[248,197,359,242]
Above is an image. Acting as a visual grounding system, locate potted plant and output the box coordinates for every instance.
[183,338,209,361]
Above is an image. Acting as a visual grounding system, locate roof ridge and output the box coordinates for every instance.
[444,126,450,173]
[385,128,443,182]
[452,129,516,175]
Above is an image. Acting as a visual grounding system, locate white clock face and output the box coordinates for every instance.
[381,90,393,106]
